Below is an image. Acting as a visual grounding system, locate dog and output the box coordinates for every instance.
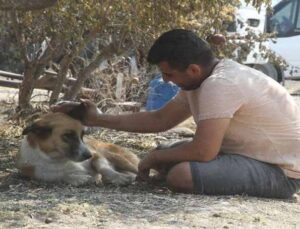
[16,110,140,186]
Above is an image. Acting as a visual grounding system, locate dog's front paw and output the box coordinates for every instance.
[66,174,93,186]
[103,174,135,186]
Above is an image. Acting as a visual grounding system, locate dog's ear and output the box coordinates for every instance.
[22,123,52,139]
[66,102,87,122]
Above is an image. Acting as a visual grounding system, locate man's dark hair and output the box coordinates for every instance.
[147,29,214,70]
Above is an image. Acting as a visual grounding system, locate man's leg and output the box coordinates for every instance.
[166,162,194,193]
[151,139,193,182]
[166,154,300,199]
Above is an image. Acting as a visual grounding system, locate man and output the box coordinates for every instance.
[52,29,300,198]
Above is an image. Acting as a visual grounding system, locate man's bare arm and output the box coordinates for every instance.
[138,118,231,178]
[155,118,230,161]
[51,99,191,133]
[92,99,191,133]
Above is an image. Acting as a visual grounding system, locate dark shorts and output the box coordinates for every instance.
[190,154,300,199]
[158,140,300,199]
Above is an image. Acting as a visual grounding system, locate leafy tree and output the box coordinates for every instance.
[0,0,58,11]
[0,0,271,111]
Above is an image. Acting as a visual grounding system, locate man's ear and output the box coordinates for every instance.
[22,123,52,139]
[187,64,202,76]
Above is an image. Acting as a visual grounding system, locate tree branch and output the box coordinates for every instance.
[0,0,58,11]
[10,11,29,64]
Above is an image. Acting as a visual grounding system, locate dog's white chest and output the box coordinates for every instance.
[18,138,91,184]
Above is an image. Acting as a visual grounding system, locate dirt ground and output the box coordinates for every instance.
[0,82,300,229]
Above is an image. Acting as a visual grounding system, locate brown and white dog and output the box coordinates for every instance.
[16,110,139,186]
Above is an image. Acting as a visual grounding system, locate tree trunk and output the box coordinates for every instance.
[18,65,35,110]
[49,54,74,104]
[63,56,101,100]
[63,43,118,100]
[0,0,58,11]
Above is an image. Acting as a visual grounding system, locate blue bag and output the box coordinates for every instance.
[146,74,179,111]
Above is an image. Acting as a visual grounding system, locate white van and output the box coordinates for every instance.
[229,0,300,83]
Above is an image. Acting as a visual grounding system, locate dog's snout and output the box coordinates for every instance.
[69,142,92,162]
[75,144,92,161]
[82,149,92,160]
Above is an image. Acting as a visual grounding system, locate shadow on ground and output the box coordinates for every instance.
[0,101,299,229]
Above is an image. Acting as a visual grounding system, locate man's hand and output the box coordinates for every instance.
[50,100,81,113]
[137,149,177,183]
[137,150,159,181]
[50,99,101,126]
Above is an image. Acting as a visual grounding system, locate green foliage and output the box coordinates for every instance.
[0,0,272,108]
[2,0,272,65]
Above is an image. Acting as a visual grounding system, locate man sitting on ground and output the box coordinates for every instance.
[52,29,300,199]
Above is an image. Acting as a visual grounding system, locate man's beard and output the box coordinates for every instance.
[181,83,201,91]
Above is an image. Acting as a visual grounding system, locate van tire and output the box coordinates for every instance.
[253,63,280,82]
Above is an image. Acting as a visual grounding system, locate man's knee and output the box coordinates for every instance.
[166,162,194,193]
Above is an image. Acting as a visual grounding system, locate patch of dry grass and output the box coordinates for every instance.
[0,101,299,229]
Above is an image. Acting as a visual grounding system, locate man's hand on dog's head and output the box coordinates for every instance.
[50,99,101,126]
[50,101,81,113]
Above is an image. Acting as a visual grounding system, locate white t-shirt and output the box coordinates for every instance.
[174,59,300,179]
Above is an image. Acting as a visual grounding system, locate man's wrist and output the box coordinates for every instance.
[88,112,102,126]
[149,149,160,164]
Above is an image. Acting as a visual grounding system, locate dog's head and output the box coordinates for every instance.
[22,113,92,162]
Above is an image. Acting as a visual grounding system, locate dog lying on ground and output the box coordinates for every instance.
[16,105,139,186]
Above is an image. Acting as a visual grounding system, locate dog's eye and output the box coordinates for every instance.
[62,131,78,142]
